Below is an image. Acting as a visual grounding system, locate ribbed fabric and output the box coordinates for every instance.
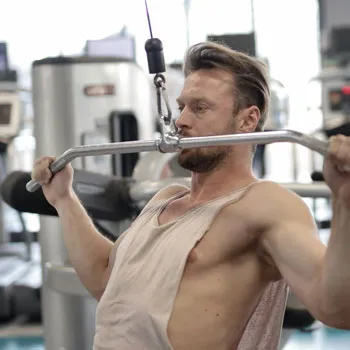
[94,183,287,349]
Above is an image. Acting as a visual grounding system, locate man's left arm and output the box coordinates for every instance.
[259,135,350,329]
[315,134,350,326]
[321,195,350,323]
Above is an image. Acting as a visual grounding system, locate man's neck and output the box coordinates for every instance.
[188,155,257,204]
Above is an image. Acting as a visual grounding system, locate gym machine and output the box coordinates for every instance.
[306,1,350,232]
[0,42,40,322]
[310,0,350,179]
[26,51,155,348]
[0,42,21,241]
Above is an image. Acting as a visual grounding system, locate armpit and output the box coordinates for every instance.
[257,238,283,281]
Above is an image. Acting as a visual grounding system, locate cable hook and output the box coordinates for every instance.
[143,0,178,139]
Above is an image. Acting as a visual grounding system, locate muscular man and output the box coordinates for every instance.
[32,42,350,349]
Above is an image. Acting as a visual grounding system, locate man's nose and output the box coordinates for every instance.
[175,108,192,130]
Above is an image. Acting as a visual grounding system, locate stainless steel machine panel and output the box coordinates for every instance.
[32,56,155,350]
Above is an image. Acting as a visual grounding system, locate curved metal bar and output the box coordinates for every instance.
[176,130,329,156]
[26,139,159,192]
[26,130,329,193]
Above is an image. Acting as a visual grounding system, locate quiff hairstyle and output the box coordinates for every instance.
[183,41,270,132]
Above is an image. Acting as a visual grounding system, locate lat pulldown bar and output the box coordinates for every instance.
[26,129,328,193]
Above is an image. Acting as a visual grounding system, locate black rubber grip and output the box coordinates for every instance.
[145,38,165,74]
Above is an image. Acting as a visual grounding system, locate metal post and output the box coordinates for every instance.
[129,179,331,202]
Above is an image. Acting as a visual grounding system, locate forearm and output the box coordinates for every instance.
[55,192,114,299]
[320,196,350,324]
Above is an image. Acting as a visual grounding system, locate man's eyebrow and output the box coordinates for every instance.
[176,96,215,105]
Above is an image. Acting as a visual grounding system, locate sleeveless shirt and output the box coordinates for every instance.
[93,183,288,349]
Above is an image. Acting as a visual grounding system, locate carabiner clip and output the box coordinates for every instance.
[154,74,178,138]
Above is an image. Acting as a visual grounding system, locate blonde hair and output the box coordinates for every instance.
[183,41,270,132]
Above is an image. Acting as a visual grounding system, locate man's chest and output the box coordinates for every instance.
[178,205,261,270]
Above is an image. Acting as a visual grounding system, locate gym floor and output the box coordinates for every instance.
[0,321,43,349]
[285,327,350,350]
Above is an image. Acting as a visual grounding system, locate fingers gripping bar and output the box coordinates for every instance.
[26,130,329,193]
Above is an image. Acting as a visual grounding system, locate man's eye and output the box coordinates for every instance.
[195,104,207,113]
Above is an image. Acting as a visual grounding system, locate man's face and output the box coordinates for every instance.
[175,68,239,173]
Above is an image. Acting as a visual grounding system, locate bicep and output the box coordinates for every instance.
[262,221,325,289]
[261,209,327,320]
[248,182,329,320]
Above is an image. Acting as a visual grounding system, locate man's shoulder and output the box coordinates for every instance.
[136,184,189,218]
[244,180,305,203]
[233,180,314,225]
[146,184,190,206]
[157,183,190,199]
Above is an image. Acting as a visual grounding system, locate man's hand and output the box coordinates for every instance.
[323,135,350,205]
[31,156,74,207]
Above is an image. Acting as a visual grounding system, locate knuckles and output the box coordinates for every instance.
[327,135,350,172]
[32,157,55,183]
[328,135,350,155]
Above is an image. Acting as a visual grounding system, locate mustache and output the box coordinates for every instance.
[176,129,199,138]
[177,130,192,138]
[177,129,239,138]
[178,132,192,138]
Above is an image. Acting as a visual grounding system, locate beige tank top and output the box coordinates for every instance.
[93,183,288,350]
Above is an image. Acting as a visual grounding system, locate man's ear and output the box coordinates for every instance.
[238,106,261,132]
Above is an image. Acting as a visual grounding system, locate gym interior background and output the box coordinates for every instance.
[0,0,350,348]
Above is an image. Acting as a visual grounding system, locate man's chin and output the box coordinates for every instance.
[176,152,186,168]
[177,151,192,169]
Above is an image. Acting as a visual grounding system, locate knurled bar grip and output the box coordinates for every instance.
[26,130,329,193]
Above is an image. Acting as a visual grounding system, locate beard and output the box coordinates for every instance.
[177,145,232,173]
[176,113,239,173]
